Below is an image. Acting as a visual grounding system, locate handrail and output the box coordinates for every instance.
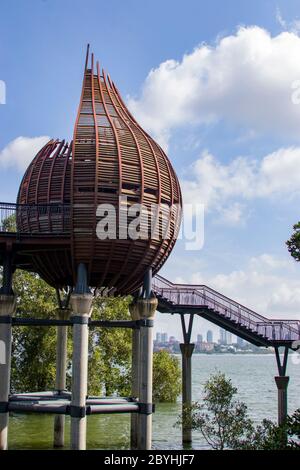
[154,274,268,322]
[0,202,71,234]
[153,275,300,343]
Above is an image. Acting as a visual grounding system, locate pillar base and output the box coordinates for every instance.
[275,376,289,426]
[53,308,71,448]
[54,415,65,448]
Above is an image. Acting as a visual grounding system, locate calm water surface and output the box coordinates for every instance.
[8,354,300,450]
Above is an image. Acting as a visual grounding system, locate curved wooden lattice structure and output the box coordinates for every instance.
[17,46,182,293]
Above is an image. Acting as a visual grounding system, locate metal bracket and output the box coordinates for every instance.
[275,346,289,376]
[56,286,73,310]
[180,313,194,344]
[139,403,155,415]
[0,401,9,413]
[0,316,12,324]
[136,319,154,328]
[66,405,90,418]
[71,316,89,325]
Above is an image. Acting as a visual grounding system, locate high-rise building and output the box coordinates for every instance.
[207,330,213,343]
[226,332,232,345]
[161,333,168,343]
[237,336,244,348]
[197,334,203,343]
[219,328,232,345]
[156,332,162,343]
[219,328,226,344]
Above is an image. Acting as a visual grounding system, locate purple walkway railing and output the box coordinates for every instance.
[153,275,300,343]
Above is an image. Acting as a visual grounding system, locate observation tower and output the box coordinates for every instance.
[0,46,182,451]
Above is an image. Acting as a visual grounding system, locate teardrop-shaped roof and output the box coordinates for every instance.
[17,46,182,293]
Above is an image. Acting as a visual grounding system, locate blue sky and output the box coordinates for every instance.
[2,0,300,341]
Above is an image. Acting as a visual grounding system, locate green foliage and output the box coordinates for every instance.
[88,295,132,396]
[11,270,60,392]
[241,419,288,450]
[153,350,181,403]
[286,222,300,261]
[178,371,300,450]
[183,372,254,449]
[1,213,16,232]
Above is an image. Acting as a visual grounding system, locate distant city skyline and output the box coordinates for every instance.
[153,328,255,354]
[155,328,240,345]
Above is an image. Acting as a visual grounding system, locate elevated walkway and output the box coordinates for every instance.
[153,275,300,347]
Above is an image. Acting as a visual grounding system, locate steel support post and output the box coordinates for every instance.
[180,314,194,444]
[70,264,93,450]
[0,250,15,451]
[180,342,195,444]
[0,296,16,450]
[275,376,289,426]
[53,307,71,447]
[129,269,157,450]
[129,325,140,449]
[275,346,290,426]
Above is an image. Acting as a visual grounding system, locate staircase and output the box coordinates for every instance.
[153,275,300,347]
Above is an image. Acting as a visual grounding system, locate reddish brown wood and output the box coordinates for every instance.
[16,47,182,293]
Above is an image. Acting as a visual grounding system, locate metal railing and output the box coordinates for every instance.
[153,274,300,343]
[0,202,71,235]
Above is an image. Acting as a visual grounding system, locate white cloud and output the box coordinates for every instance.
[188,254,300,319]
[128,26,300,149]
[180,146,300,224]
[0,136,50,172]
[276,8,300,34]
[217,202,246,226]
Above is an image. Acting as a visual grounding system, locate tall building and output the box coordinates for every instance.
[219,328,226,344]
[226,332,232,345]
[156,332,162,343]
[197,334,203,343]
[161,333,168,343]
[207,330,213,343]
[237,336,244,348]
[219,328,232,345]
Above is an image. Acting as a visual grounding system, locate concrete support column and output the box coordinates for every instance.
[70,293,93,450]
[180,343,194,444]
[0,295,16,450]
[275,376,289,426]
[130,326,140,449]
[130,296,157,450]
[53,308,71,448]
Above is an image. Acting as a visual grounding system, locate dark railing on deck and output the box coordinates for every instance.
[0,202,71,235]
